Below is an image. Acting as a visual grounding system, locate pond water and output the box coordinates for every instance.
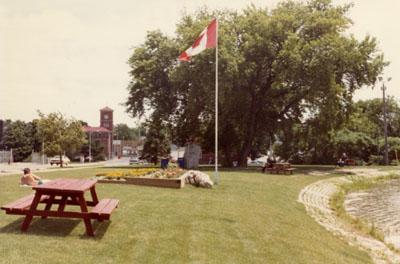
[344,179,400,248]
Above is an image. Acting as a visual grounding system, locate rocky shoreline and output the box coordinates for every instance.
[298,168,400,264]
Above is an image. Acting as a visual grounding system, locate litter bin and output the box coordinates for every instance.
[161,158,169,170]
[178,158,184,169]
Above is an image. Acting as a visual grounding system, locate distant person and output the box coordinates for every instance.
[20,168,43,186]
[338,153,348,167]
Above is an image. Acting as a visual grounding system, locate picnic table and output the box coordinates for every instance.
[1,178,119,237]
[267,163,296,175]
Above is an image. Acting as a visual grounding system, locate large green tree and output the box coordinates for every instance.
[125,0,386,166]
[350,97,400,138]
[37,111,87,167]
[2,120,34,162]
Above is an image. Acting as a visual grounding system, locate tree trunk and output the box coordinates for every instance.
[237,74,274,167]
[222,145,233,167]
[237,98,258,167]
[60,153,63,168]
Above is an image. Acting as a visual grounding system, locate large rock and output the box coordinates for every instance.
[182,170,213,188]
[183,143,202,169]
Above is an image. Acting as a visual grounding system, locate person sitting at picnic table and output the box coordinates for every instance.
[262,156,277,173]
[338,153,348,167]
[20,168,43,186]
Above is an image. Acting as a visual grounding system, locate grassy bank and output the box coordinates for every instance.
[0,167,372,264]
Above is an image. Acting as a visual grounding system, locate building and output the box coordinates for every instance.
[84,107,114,159]
[113,140,144,157]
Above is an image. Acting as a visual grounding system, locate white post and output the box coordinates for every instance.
[109,133,111,160]
[214,16,219,184]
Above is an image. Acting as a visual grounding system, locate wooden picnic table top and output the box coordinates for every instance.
[272,163,291,167]
[33,178,97,193]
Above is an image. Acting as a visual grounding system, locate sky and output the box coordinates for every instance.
[0,0,399,127]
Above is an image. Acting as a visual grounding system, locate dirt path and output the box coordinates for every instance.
[298,168,400,264]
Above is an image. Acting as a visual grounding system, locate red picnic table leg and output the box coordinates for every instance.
[90,186,99,205]
[21,192,42,232]
[41,194,55,219]
[77,194,94,237]
[57,195,68,212]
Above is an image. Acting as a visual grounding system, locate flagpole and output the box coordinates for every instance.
[214,16,219,184]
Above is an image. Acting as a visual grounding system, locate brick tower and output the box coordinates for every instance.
[100,106,113,132]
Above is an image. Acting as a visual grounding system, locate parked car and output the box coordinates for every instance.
[129,157,145,165]
[247,160,264,166]
[50,155,70,166]
[129,157,139,165]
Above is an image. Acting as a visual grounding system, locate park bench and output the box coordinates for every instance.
[89,198,119,221]
[335,159,356,167]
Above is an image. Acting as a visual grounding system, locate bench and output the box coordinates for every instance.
[266,167,278,173]
[1,194,50,213]
[335,159,357,167]
[89,198,119,221]
[283,168,296,175]
[346,159,356,166]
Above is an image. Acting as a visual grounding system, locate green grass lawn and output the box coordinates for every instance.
[0,167,373,264]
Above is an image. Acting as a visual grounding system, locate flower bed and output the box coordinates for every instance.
[94,168,187,189]
[95,168,159,180]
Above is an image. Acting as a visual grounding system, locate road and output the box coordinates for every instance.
[0,157,130,175]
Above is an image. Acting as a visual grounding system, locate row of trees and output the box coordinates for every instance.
[125,0,387,166]
[113,123,144,141]
[1,112,139,163]
[2,112,87,164]
[275,97,400,165]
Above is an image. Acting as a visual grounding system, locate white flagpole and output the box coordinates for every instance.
[214,16,219,184]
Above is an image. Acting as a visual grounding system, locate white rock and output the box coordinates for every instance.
[182,170,213,188]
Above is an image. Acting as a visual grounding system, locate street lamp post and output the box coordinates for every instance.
[89,131,92,163]
[379,77,392,166]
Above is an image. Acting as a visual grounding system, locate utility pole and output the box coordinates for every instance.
[89,131,92,162]
[379,77,392,166]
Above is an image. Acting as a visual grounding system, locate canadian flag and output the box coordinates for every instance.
[178,18,217,61]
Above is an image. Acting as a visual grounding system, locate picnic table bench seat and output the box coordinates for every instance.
[283,168,296,175]
[89,198,119,221]
[335,159,356,167]
[1,194,50,213]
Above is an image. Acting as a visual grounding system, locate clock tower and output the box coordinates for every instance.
[100,106,113,131]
